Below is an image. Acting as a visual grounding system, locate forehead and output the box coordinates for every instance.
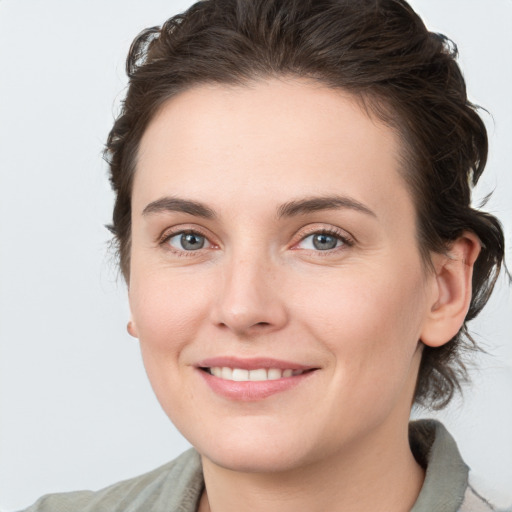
[135,78,412,223]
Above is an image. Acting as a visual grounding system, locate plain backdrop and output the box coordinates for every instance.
[0,1,511,510]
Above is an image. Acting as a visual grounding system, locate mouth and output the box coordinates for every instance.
[200,367,313,381]
[196,357,319,401]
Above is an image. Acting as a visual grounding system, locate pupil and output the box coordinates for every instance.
[313,234,337,250]
[181,233,204,250]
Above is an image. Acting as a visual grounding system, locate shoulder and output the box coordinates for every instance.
[459,484,500,512]
[20,448,203,512]
[462,475,512,512]
[409,420,507,512]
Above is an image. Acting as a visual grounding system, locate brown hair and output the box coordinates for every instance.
[105,0,505,408]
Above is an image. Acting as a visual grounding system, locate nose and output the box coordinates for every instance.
[210,251,289,336]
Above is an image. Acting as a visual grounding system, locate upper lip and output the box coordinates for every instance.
[196,356,316,371]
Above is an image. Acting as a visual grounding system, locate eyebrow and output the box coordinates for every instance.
[141,194,376,220]
[142,197,216,219]
[276,195,376,218]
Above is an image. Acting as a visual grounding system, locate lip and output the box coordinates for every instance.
[195,357,318,401]
[196,356,314,371]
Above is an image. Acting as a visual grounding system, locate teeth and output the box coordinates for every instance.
[249,368,267,381]
[208,367,304,382]
[221,367,233,380]
[232,369,249,381]
[267,368,282,380]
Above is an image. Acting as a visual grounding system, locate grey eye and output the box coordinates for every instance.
[298,233,343,251]
[312,233,339,250]
[168,232,208,251]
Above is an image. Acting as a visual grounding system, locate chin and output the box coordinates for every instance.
[200,439,310,474]
[184,417,329,474]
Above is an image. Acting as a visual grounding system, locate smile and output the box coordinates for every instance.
[196,358,318,401]
[204,367,307,381]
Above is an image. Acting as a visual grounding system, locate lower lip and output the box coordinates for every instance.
[198,369,315,401]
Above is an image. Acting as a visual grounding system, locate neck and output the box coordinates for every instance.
[199,419,424,512]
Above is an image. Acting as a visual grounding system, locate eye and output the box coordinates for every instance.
[296,231,349,251]
[166,231,211,251]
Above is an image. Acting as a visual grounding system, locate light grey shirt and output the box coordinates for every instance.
[20,420,497,512]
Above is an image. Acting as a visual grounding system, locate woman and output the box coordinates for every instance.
[18,0,508,511]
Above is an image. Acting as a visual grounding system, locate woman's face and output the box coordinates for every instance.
[129,78,435,472]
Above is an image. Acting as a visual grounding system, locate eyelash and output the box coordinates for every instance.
[159,228,215,258]
[158,226,354,257]
[293,227,354,254]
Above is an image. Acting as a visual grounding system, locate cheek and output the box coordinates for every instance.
[294,261,427,388]
[130,270,209,346]
[128,270,214,397]
[128,272,210,419]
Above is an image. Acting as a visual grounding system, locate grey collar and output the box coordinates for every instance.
[410,419,469,512]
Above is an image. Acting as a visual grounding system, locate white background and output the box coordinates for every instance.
[0,1,511,510]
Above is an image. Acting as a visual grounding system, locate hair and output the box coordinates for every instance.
[105,0,505,409]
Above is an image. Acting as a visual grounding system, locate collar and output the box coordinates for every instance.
[410,419,469,512]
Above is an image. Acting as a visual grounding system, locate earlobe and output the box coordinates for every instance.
[420,232,481,348]
[127,319,139,338]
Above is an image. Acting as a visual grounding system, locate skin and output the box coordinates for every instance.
[128,78,480,512]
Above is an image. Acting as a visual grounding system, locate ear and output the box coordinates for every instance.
[420,232,481,348]
[127,319,139,338]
